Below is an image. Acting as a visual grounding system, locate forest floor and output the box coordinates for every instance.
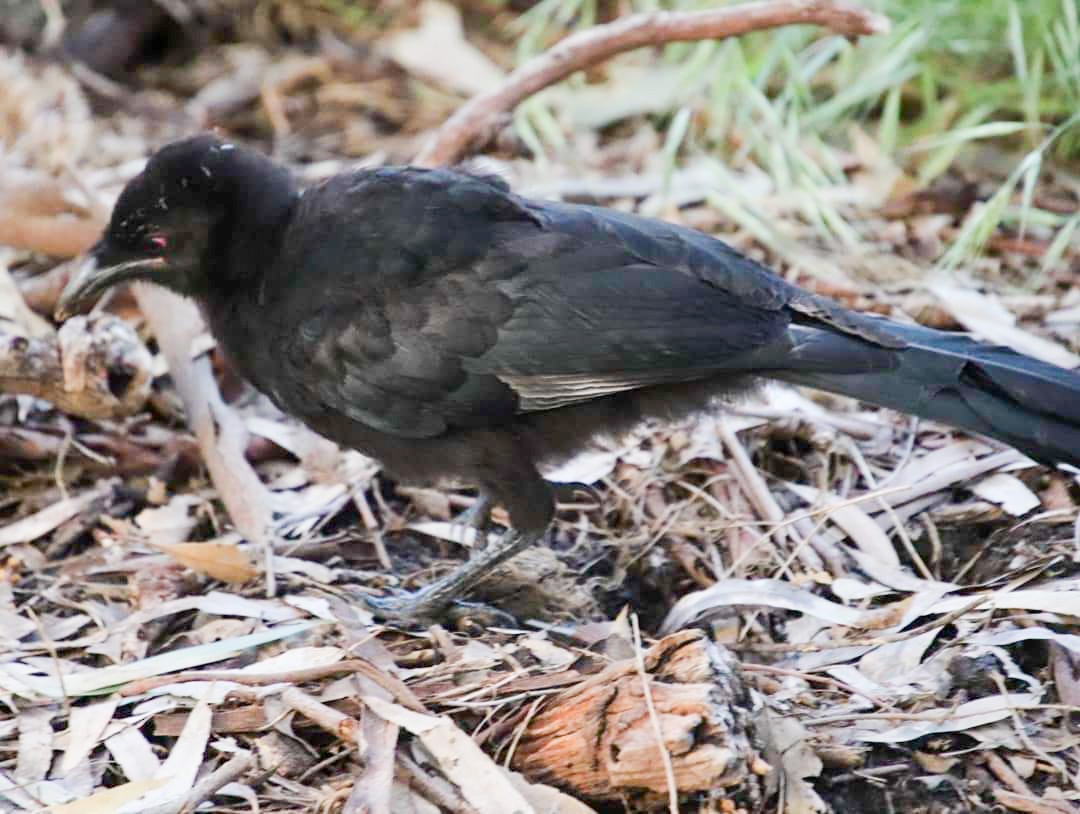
[0,1,1078,812]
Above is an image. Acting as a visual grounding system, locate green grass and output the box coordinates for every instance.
[510,0,1080,273]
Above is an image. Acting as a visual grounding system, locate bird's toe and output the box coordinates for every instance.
[359,589,515,628]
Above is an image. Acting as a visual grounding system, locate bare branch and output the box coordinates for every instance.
[132,284,278,593]
[140,752,257,814]
[415,0,889,167]
[0,313,152,420]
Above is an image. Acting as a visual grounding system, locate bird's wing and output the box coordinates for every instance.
[272,168,884,439]
[469,261,788,410]
[465,198,907,409]
[270,167,536,438]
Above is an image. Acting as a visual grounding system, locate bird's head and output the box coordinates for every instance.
[56,134,297,319]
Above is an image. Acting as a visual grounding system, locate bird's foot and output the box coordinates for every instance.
[359,526,542,627]
[450,485,593,560]
[360,589,516,628]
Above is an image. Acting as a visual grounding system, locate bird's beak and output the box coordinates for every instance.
[55,240,166,321]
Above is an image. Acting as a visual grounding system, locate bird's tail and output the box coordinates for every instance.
[767,321,1080,468]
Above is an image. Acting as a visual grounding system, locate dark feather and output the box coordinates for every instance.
[83,138,1080,542]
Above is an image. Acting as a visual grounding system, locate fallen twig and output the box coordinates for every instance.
[415,0,889,166]
[396,752,480,814]
[718,419,825,572]
[343,661,402,814]
[631,614,679,814]
[132,284,278,595]
[0,312,152,419]
[141,751,257,814]
[280,685,366,750]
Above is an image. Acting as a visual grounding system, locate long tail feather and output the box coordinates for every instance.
[770,322,1080,467]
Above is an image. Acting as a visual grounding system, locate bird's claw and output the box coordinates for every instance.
[360,589,515,629]
[359,527,541,627]
[444,600,518,630]
[359,589,441,626]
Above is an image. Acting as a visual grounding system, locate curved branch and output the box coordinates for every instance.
[414,0,889,167]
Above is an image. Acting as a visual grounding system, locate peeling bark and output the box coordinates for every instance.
[512,630,762,802]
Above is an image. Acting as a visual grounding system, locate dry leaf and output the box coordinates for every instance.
[503,769,598,814]
[134,495,201,545]
[155,542,256,583]
[391,783,441,814]
[58,697,119,776]
[361,695,535,814]
[856,693,1042,743]
[104,726,161,782]
[116,701,212,813]
[970,473,1042,516]
[769,716,825,814]
[47,777,168,814]
[4,621,320,698]
[384,0,505,97]
[929,281,1080,369]
[16,707,54,784]
[1051,643,1080,707]
[785,482,901,567]
[0,251,53,337]
[661,578,867,634]
[0,482,112,547]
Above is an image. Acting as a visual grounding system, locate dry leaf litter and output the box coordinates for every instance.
[0,3,1078,813]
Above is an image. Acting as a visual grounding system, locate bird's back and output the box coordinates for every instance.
[205,162,1080,472]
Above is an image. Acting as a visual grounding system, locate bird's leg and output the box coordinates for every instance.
[362,475,554,625]
[361,525,544,624]
[447,484,595,559]
[451,493,496,558]
[456,493,494,531]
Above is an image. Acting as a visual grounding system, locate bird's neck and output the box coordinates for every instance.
[202,173,299,303]
[192,168,299,393]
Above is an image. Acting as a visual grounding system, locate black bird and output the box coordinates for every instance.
[58,135,1080,622]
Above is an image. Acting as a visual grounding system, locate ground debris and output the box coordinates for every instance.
[0,310,152,419]
[0,2,1078,813]
[511,629,761,803]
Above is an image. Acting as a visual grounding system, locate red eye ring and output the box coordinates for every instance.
[147,234,168,249]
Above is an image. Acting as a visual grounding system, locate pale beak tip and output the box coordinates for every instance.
[54,253,101,322]
[55,284,82,322]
